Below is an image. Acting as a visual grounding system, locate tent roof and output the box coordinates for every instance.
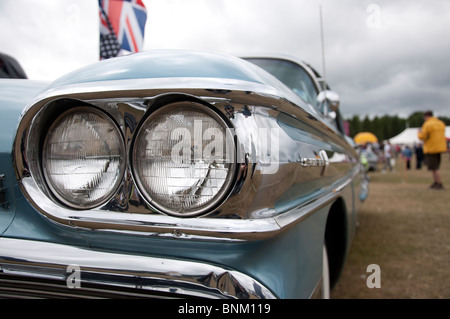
[389,127,450,145]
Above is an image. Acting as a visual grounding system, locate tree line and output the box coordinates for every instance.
[346,112,450,141]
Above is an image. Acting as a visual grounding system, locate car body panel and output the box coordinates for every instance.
[0,80,48,150]
[0,80,49,235]
[0,50,367,298]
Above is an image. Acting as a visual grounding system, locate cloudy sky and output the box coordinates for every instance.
[1,0,450,119]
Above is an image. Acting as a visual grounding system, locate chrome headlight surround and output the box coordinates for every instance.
[12,80,304,241]
[41,106,126,209]
[132,101,237,217]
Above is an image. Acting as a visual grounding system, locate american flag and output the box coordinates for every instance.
[99,0,147,60]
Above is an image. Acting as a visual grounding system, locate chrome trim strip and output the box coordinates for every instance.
[275,191,338,230]
[19,171,353,241]
[0,238,276,299]
[333,165,360,193]
[22,77,287,113]
[275,166,360,230]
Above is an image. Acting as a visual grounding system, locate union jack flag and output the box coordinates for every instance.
[99,0,147,59]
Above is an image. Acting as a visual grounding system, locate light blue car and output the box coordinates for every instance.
[0,50,367,299]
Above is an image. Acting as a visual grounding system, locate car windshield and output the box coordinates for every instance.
[244,58,318,109]
[245,57,347,136]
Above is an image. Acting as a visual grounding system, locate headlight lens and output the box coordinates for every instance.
[133,102,235,216]
[42,107,125,209]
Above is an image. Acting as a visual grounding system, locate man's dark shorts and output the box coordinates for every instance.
[425,153,441,171]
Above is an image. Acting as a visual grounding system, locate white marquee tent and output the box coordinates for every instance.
[389,127,450,146]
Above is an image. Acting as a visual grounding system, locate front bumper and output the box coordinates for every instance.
[0,238,275,299]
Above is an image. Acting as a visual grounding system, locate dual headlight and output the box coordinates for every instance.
[42,102,235,217]
[43,107,125,209]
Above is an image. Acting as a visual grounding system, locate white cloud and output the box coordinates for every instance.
[0,0,98,80]
[1,0,449,119]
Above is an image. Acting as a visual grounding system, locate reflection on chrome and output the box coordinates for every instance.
[0,238,276,299]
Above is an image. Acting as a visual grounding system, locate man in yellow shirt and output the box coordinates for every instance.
[418,111,447,189]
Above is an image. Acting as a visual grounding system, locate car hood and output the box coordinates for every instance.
[46,50,307,109]
[50,50,285,87]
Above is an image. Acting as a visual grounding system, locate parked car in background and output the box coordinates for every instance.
[0,52,27,79]
[0,50,367,299]
[361,148,379,172]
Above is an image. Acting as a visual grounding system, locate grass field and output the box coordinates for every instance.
[331,153,450,299]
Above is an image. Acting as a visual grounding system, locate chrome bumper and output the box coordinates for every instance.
[0,238,276,299]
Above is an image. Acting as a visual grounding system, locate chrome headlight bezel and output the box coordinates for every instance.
[131,101,237,217]
[13,82,293,241]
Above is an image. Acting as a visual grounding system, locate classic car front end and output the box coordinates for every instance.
[0,50,367,299]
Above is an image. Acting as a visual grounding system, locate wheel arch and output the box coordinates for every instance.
[324,197,348,289]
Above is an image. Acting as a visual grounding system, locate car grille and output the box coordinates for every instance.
[0,273,184,299]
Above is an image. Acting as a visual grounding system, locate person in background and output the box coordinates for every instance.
[414,143,424,169]
[394,144,401,158]
[402,145,413,170]
[382,141,393,173]
[418,111,447,189]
